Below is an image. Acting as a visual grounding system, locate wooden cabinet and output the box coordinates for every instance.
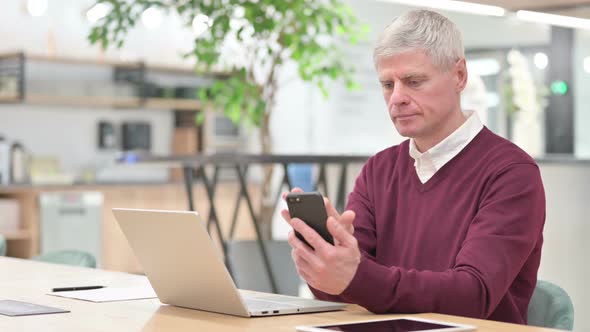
[0,182,259,273]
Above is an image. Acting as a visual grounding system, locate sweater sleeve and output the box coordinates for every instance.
[310,159,379,302]
[314,163,545,318]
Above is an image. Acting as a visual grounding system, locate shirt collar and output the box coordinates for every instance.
[409,110,484,171]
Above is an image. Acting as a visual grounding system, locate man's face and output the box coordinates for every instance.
[377,50,467,147]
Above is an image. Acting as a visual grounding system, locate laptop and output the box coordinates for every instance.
[112,208,346,317]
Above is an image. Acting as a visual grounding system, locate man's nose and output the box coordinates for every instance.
[388,84,410,109]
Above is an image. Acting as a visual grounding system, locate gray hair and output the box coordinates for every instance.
[373,9,464,70]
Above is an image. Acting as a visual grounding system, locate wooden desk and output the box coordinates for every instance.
[0,257,562,332]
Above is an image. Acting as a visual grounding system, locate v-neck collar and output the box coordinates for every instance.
[408,127,488,193]
[409,111,484,184]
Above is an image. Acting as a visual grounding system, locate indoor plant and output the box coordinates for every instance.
[88,0,367,236]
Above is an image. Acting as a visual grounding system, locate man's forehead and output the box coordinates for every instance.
[377,49,432,64]
[376,52,434,75]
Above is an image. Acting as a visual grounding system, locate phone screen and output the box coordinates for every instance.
[316,318,463,332]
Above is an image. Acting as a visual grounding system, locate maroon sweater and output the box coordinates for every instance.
[312,127,545,324]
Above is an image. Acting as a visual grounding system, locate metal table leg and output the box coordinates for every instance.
[270,163,293,216]
[183,166,195,211]
[195,166,232,278]
[315,163,329,197]
[282,163,293,189]
[206,166,220,232]
[228,165,248,240]
[235,164,279,294]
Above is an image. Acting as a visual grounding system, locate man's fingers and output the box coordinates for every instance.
[293,255,314,284]
[288,231,322,267]
[324,197,340,219]
[327,217,358,248]
[340,210,356,234]
[281,209,291,221]
[289,218,330,252]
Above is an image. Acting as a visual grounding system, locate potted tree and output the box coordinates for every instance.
[89,0,367,237]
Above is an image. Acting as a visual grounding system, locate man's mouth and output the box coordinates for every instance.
[394,113,418,120]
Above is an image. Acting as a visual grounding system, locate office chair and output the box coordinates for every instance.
[31,250,96,268]
[527,280,574,330]
[226,240,301,296]
[0,234,6,256]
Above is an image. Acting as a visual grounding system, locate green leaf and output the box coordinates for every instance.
[317,80,328,98]
[195,111,206,124]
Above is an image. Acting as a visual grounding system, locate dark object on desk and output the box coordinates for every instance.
[286,192,333,248]
[52,285,104,292]
[297,317,475,332]
[0,300,70,316]
[122,122,151,151]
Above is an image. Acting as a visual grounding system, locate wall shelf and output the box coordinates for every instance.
[0,52,226,112]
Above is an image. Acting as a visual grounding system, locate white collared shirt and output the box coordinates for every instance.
[409,111,484,184]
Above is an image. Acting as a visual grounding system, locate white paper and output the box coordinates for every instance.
[48,285,157,302]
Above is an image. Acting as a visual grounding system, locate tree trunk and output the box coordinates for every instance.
[258,111,275,239]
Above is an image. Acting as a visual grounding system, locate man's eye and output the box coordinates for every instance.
[408,80,421,87]
[383,83,394,89]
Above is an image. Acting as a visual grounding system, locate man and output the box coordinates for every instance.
[282,9,545,325]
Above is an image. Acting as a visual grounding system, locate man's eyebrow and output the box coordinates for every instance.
[401,73,428,80]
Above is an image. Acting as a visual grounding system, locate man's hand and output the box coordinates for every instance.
[281,188,360,295]
[281,188,355,242]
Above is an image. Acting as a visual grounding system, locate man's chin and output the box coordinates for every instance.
[394,127,419,138]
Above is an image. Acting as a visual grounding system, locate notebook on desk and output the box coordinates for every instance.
[112,208,345,317]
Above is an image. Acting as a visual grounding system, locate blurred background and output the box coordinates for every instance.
[0,0,588,330]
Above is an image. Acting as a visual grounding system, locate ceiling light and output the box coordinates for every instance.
[533,52,549,70]
[141,7,163,30]
[86,3,109,24]
[517,10,590,30]
[27,0,48,17]
[376,0,505,17]
[192,14,212,37]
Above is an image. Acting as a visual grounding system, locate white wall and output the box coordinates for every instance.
[538,163,590,331]
[0,106,172,182]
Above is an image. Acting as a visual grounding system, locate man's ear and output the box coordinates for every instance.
[455,58,468,93]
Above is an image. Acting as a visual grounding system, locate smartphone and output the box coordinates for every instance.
[296,317,476,332]
[286,191,333,247]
